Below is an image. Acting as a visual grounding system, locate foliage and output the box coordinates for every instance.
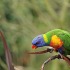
[0,0,70,70]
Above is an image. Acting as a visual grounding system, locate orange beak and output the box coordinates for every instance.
[32,45,37,49]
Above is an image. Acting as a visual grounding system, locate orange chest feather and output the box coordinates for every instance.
[50,35,63,50]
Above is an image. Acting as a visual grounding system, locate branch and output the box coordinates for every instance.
[41,55,61,70]
[61,54,70,65]
[0,31,14,70]
[28,48,54,54]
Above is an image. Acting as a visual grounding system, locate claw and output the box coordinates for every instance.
[47,47,54,53]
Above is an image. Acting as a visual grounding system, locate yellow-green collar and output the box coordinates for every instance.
[43,34,48,43]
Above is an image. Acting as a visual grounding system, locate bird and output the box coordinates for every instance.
[30,29,70,70]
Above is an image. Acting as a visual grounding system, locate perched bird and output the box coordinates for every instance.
[32,29,70,56]
[30,29,70,70]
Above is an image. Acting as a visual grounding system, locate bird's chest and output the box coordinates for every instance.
[50,35,63,50]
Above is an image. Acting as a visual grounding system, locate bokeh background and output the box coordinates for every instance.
[0,0,70,70]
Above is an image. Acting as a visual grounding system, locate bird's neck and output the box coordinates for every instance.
[43,34,48,43]
[43,34,49,46]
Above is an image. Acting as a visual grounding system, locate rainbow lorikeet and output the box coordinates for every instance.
[29,29,70,70]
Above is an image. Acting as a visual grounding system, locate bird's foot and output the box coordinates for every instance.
[47,47,54,53]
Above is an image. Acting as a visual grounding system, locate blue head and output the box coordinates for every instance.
[32,34,48,49]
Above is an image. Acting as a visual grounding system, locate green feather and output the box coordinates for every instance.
[45,29,70,55]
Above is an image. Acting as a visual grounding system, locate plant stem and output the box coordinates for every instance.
[0,31,14,70]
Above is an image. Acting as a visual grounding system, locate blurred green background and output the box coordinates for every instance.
[0,0,70,70]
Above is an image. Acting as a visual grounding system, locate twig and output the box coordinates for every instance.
[0,31,14,70]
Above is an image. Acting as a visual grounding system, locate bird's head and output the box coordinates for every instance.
[32,34,48,49]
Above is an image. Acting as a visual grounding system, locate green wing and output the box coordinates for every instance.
[57,31,70,55]
[45,29,70,55]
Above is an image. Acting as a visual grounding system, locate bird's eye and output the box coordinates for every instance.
[36,41,40,44]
